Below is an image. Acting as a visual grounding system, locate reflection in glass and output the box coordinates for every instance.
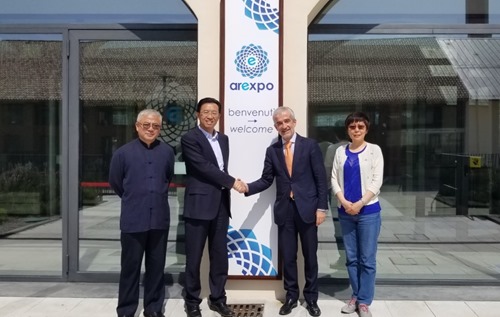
[0,37,62,275]
[315,0,497,24]
[308,34,500,282]
[78,40,197,273]
[0,0,196,24]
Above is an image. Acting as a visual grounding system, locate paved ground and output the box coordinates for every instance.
[1,191,500,316]
[1,282,500,317]
[2,194,500,282]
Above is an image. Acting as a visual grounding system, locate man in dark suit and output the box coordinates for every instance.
[109,109,175,317]
[244,107,328,316]
[181,97,246,317]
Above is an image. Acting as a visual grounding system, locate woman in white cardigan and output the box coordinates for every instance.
[331,112,384,317]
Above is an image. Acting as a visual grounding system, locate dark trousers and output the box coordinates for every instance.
[183,199,230,305]
[279,199,319,302]
[116,229,169,316]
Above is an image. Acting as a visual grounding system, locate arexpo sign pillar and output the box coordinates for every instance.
[222,0,282,277]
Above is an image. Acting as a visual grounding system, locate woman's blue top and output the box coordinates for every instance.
[338,145,381,215]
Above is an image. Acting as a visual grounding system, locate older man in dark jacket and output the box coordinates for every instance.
[109,109,175,317]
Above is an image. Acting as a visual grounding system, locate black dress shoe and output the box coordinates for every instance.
[208,301,235,317]
[279,298,298,315]
[144,312,165,317]
[184,303,201,317]
[306,301,321,316]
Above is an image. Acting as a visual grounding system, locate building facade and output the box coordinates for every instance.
[1,0,499,290]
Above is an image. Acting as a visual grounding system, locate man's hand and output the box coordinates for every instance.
[316,210,326,226]
[232,179,248,193]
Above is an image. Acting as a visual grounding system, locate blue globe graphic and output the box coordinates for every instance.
[227,226,277,276]
[242,0,279,34]
[234,44,270,79]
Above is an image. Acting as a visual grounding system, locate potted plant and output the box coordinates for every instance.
[82,187,103,206]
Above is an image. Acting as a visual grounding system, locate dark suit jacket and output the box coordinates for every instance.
[109,138,175,233]
[181,127,235,220]
[246,134,328,225]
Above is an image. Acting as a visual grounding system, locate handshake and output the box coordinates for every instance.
[232,179,249,194]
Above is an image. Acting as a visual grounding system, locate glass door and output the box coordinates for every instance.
[0,33,63,278]
[68,29,197,280]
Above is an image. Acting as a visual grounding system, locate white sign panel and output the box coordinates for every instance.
[223,0,280,277]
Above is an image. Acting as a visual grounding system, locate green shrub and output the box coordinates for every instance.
[0,208,6,224]
[0,162,43,192]
[492,168,500,199]
[82,187,101,200]
[82,187,103,206]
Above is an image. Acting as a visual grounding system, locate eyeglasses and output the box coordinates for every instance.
[200,110,219,117]
[348,124,366,130]
[137,122,161,130]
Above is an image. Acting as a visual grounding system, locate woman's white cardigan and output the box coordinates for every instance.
[330,142,384,207]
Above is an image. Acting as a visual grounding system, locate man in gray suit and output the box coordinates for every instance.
[245,107,328,317]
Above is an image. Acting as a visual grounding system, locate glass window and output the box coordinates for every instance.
[0,35,62,276]
[316,0,499,24]
[78,40,197,274]
[309,33,500,282]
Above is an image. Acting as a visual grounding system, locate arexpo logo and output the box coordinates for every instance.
[234,44,269,79]
[242,0,279,34]
[227,226,277,276]
[230,44,274,93]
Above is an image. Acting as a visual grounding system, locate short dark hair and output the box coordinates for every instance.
[345,112,370,131]
[196,97,222,113]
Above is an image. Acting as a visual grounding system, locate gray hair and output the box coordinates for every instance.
[137,109,162,122]
[272,107,295,123]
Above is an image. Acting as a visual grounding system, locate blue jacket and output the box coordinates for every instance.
[109,138,175,233]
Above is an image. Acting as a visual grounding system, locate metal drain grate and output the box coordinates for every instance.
[228,303,265,317]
